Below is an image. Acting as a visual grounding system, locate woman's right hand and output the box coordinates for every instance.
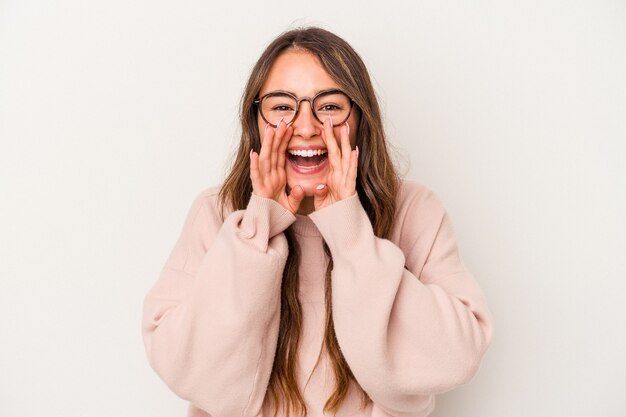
[250,120,304,214]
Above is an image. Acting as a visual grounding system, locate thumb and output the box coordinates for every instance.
[313,184,328,209]
[287,185,305,213]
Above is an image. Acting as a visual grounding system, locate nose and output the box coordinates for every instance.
[290,100,320,138]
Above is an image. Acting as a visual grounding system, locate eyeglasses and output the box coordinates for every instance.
[254,89,354,128]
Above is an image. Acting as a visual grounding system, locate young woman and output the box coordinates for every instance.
[142,27,493,417]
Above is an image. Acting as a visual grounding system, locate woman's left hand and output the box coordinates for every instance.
[313,118,358,211]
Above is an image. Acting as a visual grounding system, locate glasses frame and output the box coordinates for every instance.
[254,89,354,128]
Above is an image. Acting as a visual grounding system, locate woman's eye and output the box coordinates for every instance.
[271,105,295,112]
[318,104,340,112]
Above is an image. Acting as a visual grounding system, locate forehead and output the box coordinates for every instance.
[260,50,340,96]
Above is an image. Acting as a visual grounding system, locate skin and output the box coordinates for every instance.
[250,50,360,215]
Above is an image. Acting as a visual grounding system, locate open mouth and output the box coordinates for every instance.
[287,149,328,169]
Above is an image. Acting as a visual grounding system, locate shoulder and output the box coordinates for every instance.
[161,185,224,273]
[391,180,449,266]
[180,185,228,234]
[395,179,447,218]
[188,185,228,215]
[193,185,222,205]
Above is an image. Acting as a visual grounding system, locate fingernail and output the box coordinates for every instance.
[327,116,333,128]
[277,117,284,127]
[356,145,359,156]
[316,184,326,190]
[250,149,253,157]
[346,121,350,136]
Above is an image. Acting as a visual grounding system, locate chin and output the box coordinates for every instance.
[287,177,324,197]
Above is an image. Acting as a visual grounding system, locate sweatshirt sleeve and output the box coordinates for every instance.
[142,189,295,417]
[308,187,493,417]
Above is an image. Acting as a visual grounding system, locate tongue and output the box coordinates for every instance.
[290,154,327,167]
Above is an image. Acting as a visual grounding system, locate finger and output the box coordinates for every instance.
[340,122,352,173]
[313,183,329,210]
[322,117,342,172]
[286,185,304,213]
[259,124,273,175]
[346,147,358,189]
[270,118,284,170]
[277,125,292,172]
[250,150,261,186]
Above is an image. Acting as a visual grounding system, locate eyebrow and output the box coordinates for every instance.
[260,88,339,97]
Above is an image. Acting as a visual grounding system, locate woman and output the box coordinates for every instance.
[142,27,493,417]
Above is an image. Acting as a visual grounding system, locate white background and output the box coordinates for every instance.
[1,0,625,416]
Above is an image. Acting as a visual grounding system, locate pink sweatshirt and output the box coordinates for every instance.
[142,180,493,417]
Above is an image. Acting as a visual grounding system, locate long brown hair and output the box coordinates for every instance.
[219,27,399,416]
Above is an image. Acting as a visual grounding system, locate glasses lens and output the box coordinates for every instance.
[260,94,297,126]
[313,91,351,125]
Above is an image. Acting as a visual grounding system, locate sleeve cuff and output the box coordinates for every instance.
[308,194,374,258]
[239,193,296,242]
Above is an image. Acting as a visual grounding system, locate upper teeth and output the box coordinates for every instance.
[288,149,327,157]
